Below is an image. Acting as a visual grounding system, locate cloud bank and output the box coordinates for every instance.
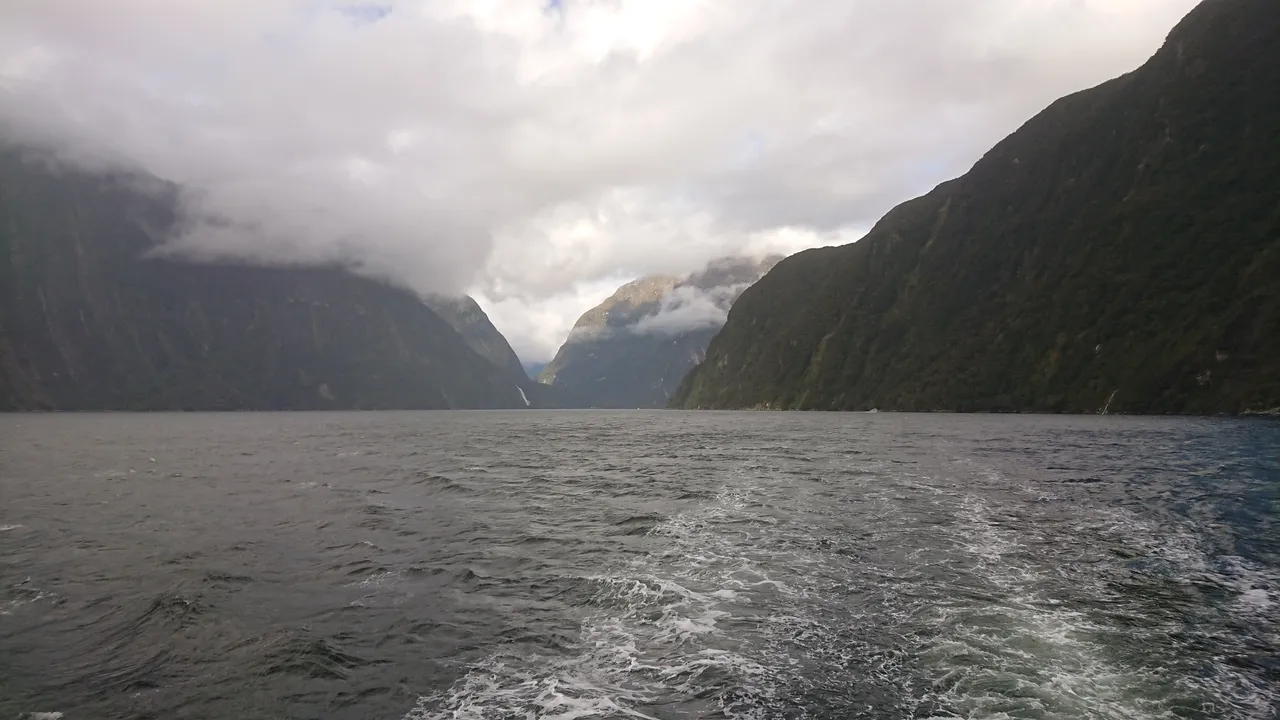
[629,283,749,337]
[0,0,1200,360]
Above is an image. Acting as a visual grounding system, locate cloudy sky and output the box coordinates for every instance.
[0,0,1198,362]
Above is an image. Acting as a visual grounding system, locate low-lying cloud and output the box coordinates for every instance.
[629,283,749,336]
[0,0,1200,359]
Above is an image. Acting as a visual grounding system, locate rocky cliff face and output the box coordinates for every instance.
[0,148,548,410]
[539,256,781,408]
[674,0,1280,414]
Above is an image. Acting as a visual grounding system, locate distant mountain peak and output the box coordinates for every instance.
[537,254,782,407]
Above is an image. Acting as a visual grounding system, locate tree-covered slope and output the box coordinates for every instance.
[674,0,1280,414]
[540,256,780,408]
[0,149,547,410]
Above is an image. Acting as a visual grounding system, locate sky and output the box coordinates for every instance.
[0,0,1200,362]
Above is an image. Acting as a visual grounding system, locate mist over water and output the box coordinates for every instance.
[1,412,1277,719]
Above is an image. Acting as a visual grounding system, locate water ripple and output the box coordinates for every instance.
[0,411,1276,719]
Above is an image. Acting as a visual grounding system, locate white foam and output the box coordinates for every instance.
[0,524,23,531]
[357,570,401,590]
[3,581,60,616]
[407,467,792,719]
[27,713,63,720]
[1238,588,1272,610]
[923,481,1280,720]
[406,458,1280,720]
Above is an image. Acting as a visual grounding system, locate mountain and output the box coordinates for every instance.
[539,256,781,408]
[421,294,572,407]
[674,0,1280,415]
[424,294,527,378]
[0,147,550,411]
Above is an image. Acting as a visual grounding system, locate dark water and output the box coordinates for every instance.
[1,412,1277,720]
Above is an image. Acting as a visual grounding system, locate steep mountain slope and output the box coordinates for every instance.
[424,294,527,379]
[0,149,548,410]
[675,0,1280,414]
[540,256,781,408]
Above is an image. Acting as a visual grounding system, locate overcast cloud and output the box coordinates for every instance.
[0,0,1199,361]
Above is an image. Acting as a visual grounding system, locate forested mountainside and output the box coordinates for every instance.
[539,256,780,408]
[0,148,552,410]
[674,0,1280,415]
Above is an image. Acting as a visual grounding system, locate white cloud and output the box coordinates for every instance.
[473,273,629,364]
[0,0,1200,361]
[629,283,746,336]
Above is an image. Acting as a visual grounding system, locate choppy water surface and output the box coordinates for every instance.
[1,412,1277,720]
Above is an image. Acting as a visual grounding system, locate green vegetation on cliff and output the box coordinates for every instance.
[674,0,1280,414]
[0,150,548,410]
